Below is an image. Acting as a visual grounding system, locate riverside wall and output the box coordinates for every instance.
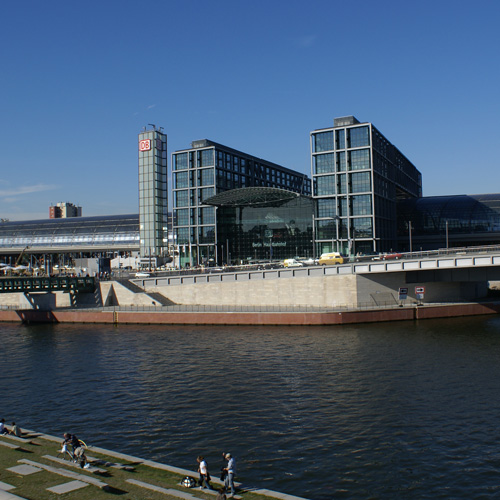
[1,302,500,326]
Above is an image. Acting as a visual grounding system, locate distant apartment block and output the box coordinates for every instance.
[49,202,82,219]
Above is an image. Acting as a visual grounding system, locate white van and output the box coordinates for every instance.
[283,258,304,268]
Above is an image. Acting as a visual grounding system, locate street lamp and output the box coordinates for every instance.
[332,216,340,252]
[445,220,449,249]
[408,221,413,253]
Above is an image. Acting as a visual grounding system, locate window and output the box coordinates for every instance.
[349,172,371,193]
[199,168,214,186]
[200,149,214,167]
[199,225,215,243]
[351,195,372,215]
[352,217,373,238]
[313,131,334,152]
[348,126,370,148]
[314,175,335,196]
[317,198,336,218]
[174,171,189,189]
[199,207,215,225]
[349,149,370,170]
[174,190,189,208]
[336,129,345,149]
[337,152,346,172]
[176,209,189,226]
[337,174,347,194]
[174,153,188,170]
[199,187,214,203]
[314,153,335,174]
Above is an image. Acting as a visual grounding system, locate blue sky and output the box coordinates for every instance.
[1,0,499,220]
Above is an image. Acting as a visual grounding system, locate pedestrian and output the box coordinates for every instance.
[9,422,22,437]
[197,455,214,490]
[0,419,7,435]
[223,452,236,498]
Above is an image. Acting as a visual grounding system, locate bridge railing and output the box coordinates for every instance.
[0,277,96,293]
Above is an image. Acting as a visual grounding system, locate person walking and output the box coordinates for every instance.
[223,453,236,498]
[197,455,214,490]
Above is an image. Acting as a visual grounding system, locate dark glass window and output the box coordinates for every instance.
[317,198,336,218]
[351,195,372,215]
[199,207,215,225]
[337,174,346,194]
[313,131,334,152]
[174,153,188,170]
[352,217,373,238]
[199,187,214,203]
[199,225,215,244]
[174,190,189,208]
[314,153,335,174]
[176,208,189,226]
[337,152,346,172]
[314,175,335,196]
[199,168,214,186]
[174,171,189,189]
[336,129,345,149]
[349,172,371,193]
[200,149,214,167]
[348,126,370,148]
[349,149,370,170]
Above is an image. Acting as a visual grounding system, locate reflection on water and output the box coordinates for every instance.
[2,317,500,499]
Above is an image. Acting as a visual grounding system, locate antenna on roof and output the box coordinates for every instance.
[148,123,156,130]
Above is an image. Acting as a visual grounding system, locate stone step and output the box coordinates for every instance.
[0,441,20,450]
[18,459,109,489]
[43,455,107,474]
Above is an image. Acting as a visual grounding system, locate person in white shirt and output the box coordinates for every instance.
[197,455,214,490]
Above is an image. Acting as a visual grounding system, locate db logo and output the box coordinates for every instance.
[139,139,151,151]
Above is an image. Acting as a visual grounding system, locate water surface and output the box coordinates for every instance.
[2,316,500,499]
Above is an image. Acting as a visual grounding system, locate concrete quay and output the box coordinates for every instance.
[0,301,500,325]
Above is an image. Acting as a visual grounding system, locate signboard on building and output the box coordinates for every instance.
[139,139,151,151]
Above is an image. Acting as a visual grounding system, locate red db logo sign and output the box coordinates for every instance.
[139,139,151,151]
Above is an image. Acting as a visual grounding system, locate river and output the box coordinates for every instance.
[2,316,500,499]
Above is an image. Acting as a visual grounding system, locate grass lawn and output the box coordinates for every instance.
[0,433,275,500]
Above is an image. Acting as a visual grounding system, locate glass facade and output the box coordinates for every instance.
[397,194,500,250]
[205,188,313,263]
[138,129,167,258]
[172,140,311,266]
[311,116,422,255]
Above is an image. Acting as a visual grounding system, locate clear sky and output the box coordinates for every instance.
[1,0,499,220]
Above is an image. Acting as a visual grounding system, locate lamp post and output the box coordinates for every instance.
[408,221,413,253]
[445,220,449,249]
[332,215,340,253]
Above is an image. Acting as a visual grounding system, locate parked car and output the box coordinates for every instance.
[318,252,344,266]
[283,258,304,268]
[135,272,150,278]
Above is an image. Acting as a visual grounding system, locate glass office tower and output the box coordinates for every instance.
[310,116,422,256]
[172,140,311,266]
[138,127,168,261]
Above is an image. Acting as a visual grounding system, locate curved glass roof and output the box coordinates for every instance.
[0,214,140,251]
[204,187,309,207]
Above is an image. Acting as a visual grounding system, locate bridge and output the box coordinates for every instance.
[0,276,96,294]
[133,247,500,288]
[129,246,500,309]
